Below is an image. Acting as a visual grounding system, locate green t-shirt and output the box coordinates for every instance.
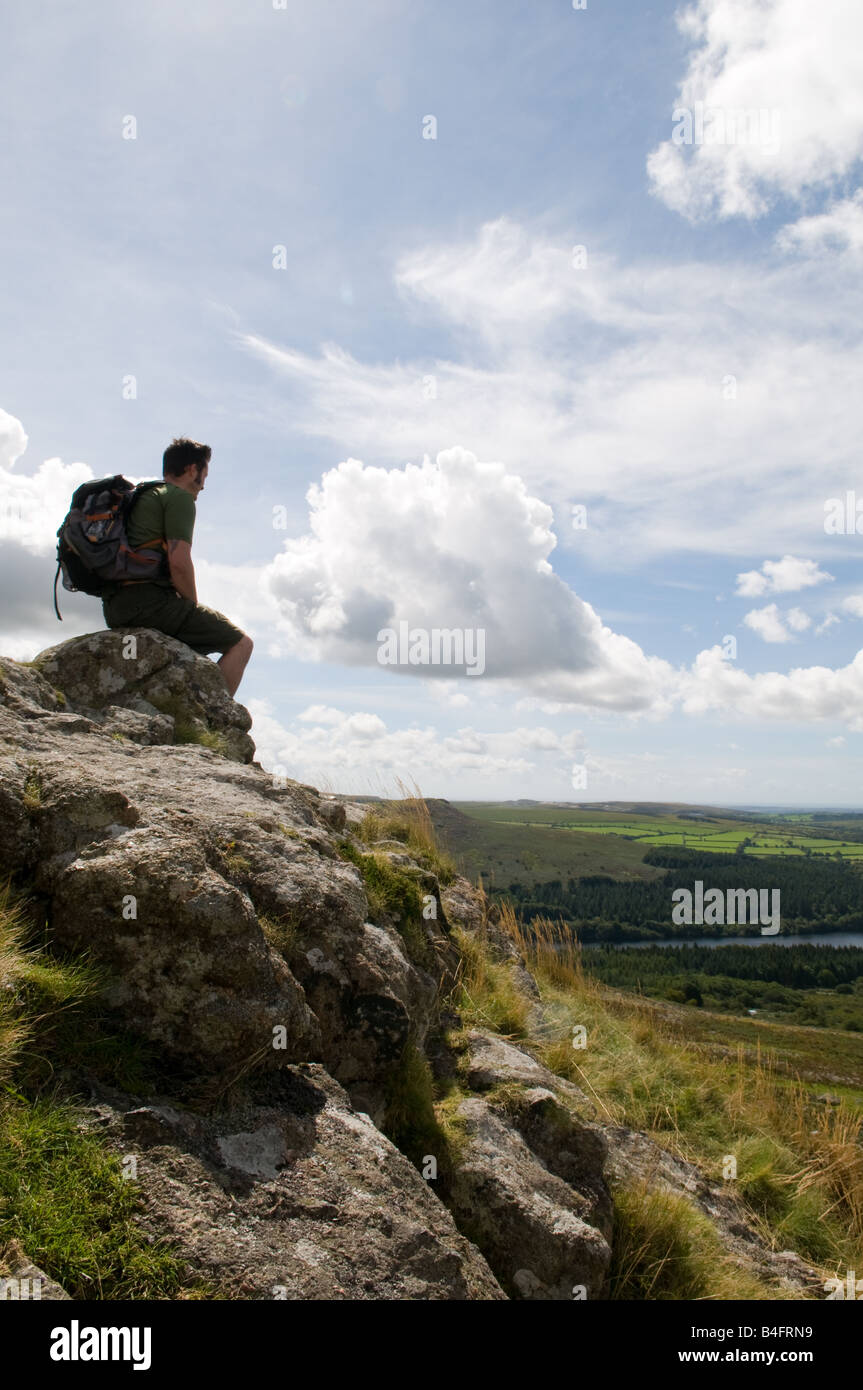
[125,482,196,587]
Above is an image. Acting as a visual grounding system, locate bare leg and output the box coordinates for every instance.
[218,634,253,697]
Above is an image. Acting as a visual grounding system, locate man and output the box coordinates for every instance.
[101,438,253,696]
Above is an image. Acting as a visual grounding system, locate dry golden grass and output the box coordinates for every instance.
[489,895,863,1274]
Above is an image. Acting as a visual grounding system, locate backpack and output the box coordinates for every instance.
[54,475,168,619]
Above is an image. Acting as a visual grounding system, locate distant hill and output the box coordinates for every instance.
[424,799,663,887]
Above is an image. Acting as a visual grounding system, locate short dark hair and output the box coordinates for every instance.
[162,437,211,479]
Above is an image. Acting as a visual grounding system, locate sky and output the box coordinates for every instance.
[3,0,863,805]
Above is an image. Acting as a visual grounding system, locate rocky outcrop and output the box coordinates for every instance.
[443,1030,612,1299]
[0,632,818,1302]
[32,629,256,762]
[0,646,442,1103]
[79,1068,505,1301]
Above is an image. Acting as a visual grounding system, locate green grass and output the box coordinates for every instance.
[175,724,230,755]
[382,1041,452,1173]
[483,907,863,1284]
[640,1001,863,1093]
[0,1101,214,1299]
[609,1182,791,1300]
[449,926,530,1038]
[533,978,863,1274]
[449,801,863,867]
[356,801,457,885]
[338,840,432,964]
[0,883,214,1298]
[441,902,827,1297]
[220,853,252,881]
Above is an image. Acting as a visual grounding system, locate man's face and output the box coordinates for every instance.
[187,462,208,497]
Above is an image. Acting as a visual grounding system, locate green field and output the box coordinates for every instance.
[451,801,863,865]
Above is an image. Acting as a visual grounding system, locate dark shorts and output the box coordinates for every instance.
[102,583,244,656]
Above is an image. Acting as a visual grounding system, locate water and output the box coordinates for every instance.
[609,932,863,950]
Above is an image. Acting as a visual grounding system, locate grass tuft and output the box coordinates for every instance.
[449,924,530,1039]
[609,1181,788,1300]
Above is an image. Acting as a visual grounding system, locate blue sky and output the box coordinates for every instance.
[3,0,863,804]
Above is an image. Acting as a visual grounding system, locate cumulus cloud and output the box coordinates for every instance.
[743,604,792,644]
[258,445,863,731]
[786,607,811,633]
[247,699,539,790]
[647,0,863,221]
[681,646,863,731]
[262,446,677,713]
[0,409,28,471]
[735,556,832,597]
[743,603,811,643]
[841,594,863,617]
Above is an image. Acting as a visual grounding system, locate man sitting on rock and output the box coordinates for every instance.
[101,438,254,696]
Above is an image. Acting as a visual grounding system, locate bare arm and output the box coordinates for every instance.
[168,539,197,603]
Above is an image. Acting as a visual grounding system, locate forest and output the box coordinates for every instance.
[580,942,863,1030]
[500,846,863,941]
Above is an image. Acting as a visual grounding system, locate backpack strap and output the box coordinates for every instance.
[53,561,63,621]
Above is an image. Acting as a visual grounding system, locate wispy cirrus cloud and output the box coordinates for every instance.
[243,214,863,568]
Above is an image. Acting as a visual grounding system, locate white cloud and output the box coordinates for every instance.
[0,414,104,655]
[735,556,832,597]
[259,445,863,731]
[786,607,811,632]
[262,446,677,714]
[743,603,792,644]
[778,191,863,257]
[297,704,348,725]
[647,0,863,221]
[244,217,863,567]
[681,645,863,731]
[424,680,472,709]
[841,594,863,618]
[247,699,538,790]
[816,613,839,636]
[742,602,811,642]
[0,409,28,471]
[9,405,863,739]
[514,726,584,753]
[193,558,277,645]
